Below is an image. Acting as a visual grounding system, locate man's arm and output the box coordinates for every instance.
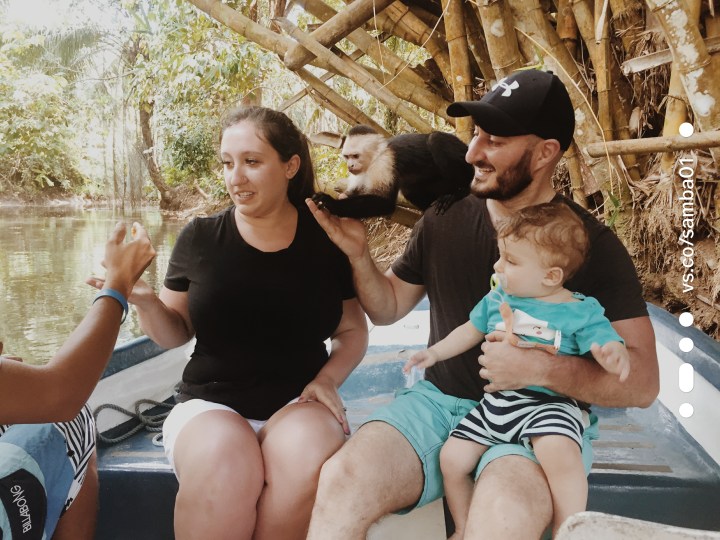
[307,198,425,325]
[479,316,659,408]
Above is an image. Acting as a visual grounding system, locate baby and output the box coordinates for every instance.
[403,202,630,538]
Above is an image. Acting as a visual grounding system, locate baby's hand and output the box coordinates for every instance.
[403,349,439,373]
[590,341,630,382]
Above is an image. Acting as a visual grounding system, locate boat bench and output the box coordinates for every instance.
[96,354,720,540]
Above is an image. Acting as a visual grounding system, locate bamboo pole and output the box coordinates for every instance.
[279,43,370,112]
[620,36,720,74]
[463,3,496,82]
[566,142,589,207]
[475,0,525,79]
[607,0,644,57]
[595,0,613,142]
[571,0,640,181]
[441,0,474,141]
[293,0,453,122]
[647,0,720,166]
[186,0,293,56]
[284,0,395,70]
[705,16,720,229]
[557,0,579,58]
[275,17,434,133]
[295,68,390,135]
[507,0,609,196]
[371,1,454,85]
[408,5,443,31]
[585,131,720,157]
[185,0,341,75]
[363,66,453,123]
[659,0,702,173]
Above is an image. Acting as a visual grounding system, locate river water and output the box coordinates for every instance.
[0,205,186,365]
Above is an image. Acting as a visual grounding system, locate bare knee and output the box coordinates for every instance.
[466,456,552,539]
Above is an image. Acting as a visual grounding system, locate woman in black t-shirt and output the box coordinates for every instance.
[115,107,368,540]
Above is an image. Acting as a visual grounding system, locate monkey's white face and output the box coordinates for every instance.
[341,134,378,175]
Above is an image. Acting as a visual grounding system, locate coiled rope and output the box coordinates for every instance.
[93,399,174,446]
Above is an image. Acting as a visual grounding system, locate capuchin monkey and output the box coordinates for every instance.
[312,125,474,219]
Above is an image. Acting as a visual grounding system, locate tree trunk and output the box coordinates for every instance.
[138,101,178,210]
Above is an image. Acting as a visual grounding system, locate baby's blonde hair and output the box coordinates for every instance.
[496,202,589,281]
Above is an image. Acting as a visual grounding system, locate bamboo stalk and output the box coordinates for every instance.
[463,2,496,82]
[607,0,643,57]
[570,0,639,181]
[185,0,342,75]
[295,68,390,135]
[648,0,720,166]
[186,0,293,56]
[595,0,613,142]
[279,41,371,112]
[565,142,589,207]
[293,0,453,122]
[275,17,433,133]
[585,131,720,157]
[284,0,395,70]
[371,1,454,85]
[364,66,453,123]
[507,0,609,196]
[557,0,579,58]
[659,0,702,173]
[475,0,525,78]
[441,0,474,141]
[706,15,720,229]
[620,36,720,75]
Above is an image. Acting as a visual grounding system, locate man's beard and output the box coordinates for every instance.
[470,149,533,201]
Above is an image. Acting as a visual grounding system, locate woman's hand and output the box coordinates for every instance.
[299,373,350,435]
[85,276,157,307]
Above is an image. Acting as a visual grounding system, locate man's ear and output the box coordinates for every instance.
[533,139,562,170]
[543,266,564,287]
[286,154,301,179]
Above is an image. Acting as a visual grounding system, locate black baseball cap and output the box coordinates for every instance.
[447,70,575,151]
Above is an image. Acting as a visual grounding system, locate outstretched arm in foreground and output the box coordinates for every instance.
[404,321,485,372]
[306,198,425,325]
[0,222,156,424]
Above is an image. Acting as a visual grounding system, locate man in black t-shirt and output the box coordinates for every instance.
[306,69,659,539]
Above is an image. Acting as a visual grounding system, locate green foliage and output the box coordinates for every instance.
[0,45,86,194]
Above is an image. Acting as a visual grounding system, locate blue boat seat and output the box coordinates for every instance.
[96,361,720,539]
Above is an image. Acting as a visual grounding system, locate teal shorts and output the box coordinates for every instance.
[363,380,598,513]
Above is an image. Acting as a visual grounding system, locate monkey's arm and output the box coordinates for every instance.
[312,192,397,219]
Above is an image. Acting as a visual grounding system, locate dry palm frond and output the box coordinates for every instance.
[366,217,412,272]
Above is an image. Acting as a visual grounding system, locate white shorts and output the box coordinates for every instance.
[162,398,298,474]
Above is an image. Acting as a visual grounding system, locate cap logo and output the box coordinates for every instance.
[492,78,519,97]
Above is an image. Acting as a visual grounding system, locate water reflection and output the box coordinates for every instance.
[0,205,185,365]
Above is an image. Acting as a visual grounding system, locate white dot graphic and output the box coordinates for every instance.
[679,312,694,327]
[679,338,694,353]
[679,122,694,137]
[679,403,694,418]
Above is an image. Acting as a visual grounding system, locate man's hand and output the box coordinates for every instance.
[478,334,550,393]
[591,341,631,382]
